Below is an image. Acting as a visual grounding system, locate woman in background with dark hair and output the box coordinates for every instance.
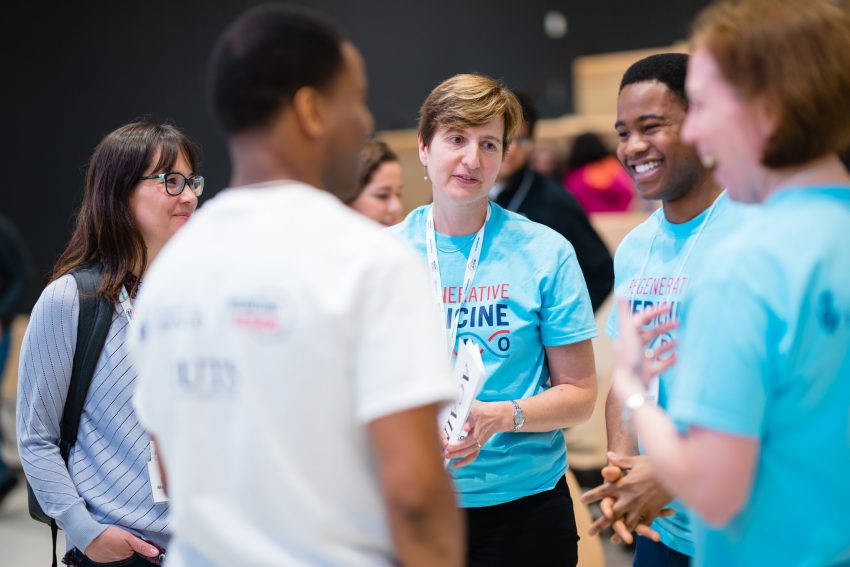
[17,121,202,566]
[564,131,635,213]
[347,139,404,226]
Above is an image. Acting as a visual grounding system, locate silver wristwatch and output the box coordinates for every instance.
[510,400,525,432]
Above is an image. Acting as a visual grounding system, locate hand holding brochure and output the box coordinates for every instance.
[439,339,486,465]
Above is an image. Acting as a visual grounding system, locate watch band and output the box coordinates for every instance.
[510,399,525,432]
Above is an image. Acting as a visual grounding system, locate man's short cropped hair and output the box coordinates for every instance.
[209,4,346,134]
[619,53,689,108]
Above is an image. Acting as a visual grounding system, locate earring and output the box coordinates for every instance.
[423,166,429,181]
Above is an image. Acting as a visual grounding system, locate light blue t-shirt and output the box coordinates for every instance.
[389,203,598,507]
[669,187,850,567]
[606,192,750,557]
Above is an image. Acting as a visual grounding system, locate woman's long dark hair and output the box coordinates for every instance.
[52,121,200,300]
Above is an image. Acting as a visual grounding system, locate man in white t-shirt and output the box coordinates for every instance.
[129,6,462,566]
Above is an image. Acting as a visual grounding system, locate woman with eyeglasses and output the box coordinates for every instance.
[17,121,202,566]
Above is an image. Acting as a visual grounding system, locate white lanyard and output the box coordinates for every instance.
[425,204,490,354]
[634,190,725,308]
[117,285,136,326]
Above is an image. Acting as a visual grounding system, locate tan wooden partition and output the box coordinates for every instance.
[572,42,689,117]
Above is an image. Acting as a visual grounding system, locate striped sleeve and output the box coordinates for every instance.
[16,275,106,550]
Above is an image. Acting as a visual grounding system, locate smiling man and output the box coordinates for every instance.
[582,53,750,567]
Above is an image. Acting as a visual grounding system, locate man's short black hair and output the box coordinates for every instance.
[513,91,539,138]
[619,53,689,107]
[209,4,346,134]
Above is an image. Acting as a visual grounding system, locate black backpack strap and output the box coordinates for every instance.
[51,265,112,567]
[58,265,113,461]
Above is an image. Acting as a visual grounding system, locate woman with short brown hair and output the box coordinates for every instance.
[390,73,598,566]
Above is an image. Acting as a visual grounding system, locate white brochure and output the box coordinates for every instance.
[439,339,486,467]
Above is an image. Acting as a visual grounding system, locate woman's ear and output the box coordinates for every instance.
[418,135,428,167]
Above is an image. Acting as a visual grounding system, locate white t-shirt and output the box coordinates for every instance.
[130,182,455,567]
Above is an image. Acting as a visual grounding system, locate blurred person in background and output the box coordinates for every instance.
[529,138,564,180]
[347,139,404,226]
[564,131,636,213]
[491,91,613,312]
[391,73,598,567]
[17,120,201,565]
[609,1,850,565]
[0,211,29,507]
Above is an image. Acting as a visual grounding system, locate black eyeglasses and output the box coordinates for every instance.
[139,172,205,197]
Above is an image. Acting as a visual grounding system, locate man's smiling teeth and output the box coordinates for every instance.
[634,161,661,174]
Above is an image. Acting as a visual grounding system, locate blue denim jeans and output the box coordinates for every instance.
[633,535,691,567]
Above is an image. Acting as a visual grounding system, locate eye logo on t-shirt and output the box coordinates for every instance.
[456,329,512,359]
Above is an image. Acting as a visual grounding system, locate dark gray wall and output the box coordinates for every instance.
[1,0,710,309]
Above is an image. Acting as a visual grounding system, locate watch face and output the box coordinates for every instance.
[513,401,524,429]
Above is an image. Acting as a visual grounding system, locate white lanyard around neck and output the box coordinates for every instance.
[634,190,725,308]
[425,204,490,354]
[117,285,136,326]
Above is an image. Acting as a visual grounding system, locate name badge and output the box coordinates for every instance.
[148,441,169,503]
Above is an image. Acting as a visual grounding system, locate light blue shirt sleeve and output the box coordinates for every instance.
[539,243,598,346]
[604,301,618,340]
[668,272,769,438]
